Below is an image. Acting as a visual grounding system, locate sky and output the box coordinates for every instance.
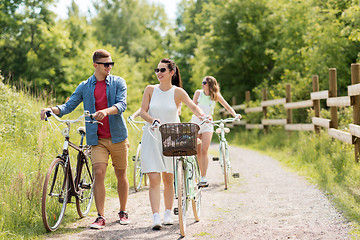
[50,0,181,21]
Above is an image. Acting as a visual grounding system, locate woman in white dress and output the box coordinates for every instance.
[191,76,241,187]
[140,58,206,230]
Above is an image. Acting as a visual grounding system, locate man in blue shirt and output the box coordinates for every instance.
[40,49,130,229]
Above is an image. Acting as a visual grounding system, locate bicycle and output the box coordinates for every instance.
[41,110,100,231]
[157,122,202,237]
[210,116,240,190]
[127,116,148,192]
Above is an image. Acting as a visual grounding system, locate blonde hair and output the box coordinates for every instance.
[204,76,219,101]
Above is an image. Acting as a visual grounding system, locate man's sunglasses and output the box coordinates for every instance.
[154,68,167,73]
[96,62,115,68]
[202,81,207,85]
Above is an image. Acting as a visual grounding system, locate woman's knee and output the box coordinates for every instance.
[162,173,173,184]
[148,173,161,186]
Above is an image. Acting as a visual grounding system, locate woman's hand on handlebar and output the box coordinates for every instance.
[235,114,242,120]
[150,119,161,130]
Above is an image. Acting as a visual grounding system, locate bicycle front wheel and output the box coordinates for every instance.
[221,142,229,190]
[76,154,94,218]
[177,159,187,237]
[191,156,201,221]
[42,158,68,232]
[133,142,143,192]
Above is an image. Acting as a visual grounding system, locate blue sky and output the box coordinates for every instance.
[50,0,181,20]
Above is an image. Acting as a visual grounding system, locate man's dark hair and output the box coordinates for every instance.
[93,49,111,63]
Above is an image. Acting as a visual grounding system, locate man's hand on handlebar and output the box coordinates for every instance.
[40,108,53,120]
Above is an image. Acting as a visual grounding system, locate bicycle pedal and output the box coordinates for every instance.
[232,173,240,178]
[173,208,179,215]
[80,183,91,189]
[212,157,219,161]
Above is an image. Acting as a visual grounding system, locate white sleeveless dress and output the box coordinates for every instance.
[141,85,180,173]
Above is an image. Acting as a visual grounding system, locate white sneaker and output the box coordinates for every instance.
[152,212,161,230]
[199,176,209,187]
[163,209,174,225]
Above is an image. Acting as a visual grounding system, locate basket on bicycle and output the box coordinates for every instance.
[159,123,200,156]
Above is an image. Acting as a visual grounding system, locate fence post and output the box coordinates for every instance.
[312,75,320,134]
[285,84,292,136]
[329,68,338,129]
[262,88,268,134]
[352,63,360,162]
[245,91,251,105]
[286,84,292,124]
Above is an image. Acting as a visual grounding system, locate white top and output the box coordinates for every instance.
[141,85,180,173]
[197,90,216,115]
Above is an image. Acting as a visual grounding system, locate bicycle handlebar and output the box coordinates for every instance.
[44,110,103,125]
[201,115,241,126]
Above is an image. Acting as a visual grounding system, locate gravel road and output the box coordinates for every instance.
[46,144,354,239]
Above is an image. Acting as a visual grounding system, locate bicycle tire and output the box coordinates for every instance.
[133,142,143,192]
[42,158,68,232]
[191,156,201,222]
[177,159,187,236]
[76,154,94,218]
[221,142,229,190]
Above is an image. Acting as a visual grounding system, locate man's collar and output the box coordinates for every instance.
[91,74,109,84]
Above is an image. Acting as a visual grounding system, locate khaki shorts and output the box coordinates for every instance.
[91,138,129,169]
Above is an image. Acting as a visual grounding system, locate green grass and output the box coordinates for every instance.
[227,126,360,236]
[0,80,140,239]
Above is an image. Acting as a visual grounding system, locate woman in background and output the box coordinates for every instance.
[191,76,241,187]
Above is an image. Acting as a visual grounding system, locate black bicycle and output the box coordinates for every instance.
[41,110,100,231]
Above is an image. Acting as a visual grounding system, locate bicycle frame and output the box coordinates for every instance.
[59,134,92,200]
[211,118,237,189]
[173,155,199,201]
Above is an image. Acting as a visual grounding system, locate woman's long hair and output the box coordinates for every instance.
[160,58,183,88]
[204,76,219,101]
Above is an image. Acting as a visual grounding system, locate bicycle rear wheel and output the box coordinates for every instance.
[221,142,229,190]
[177,159,187,237]
[76,154,94,218]
[191,156,201,222]
[42,158,68,232]
[133,142,143,192]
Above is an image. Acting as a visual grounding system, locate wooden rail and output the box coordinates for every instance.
[219,63,360,162]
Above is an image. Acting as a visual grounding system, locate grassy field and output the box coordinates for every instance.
[0,80,141,239]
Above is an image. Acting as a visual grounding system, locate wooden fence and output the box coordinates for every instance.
[219,63,360,162]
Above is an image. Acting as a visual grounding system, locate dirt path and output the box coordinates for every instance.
[46,144,353,239]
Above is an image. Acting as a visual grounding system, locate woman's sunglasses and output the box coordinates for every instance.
[96,62,115,68]
[202,81,207,85]
[154,68,167,73]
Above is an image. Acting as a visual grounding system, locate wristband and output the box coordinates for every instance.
[152,119,160,125]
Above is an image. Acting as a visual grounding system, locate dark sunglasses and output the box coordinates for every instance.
[202,81,207,85]
[154,68,167,73]
[96,62,115,68]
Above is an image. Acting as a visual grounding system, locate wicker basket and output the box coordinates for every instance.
[159,123,200,156]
